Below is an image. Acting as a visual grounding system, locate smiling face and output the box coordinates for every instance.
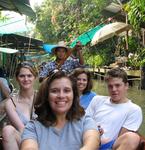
[16,67,36,90]
[107,77,128,103]
[48,77,73,116]
[77,73,88,94]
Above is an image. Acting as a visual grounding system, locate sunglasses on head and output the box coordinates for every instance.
[48,69,68,77]
[18,61,34,68]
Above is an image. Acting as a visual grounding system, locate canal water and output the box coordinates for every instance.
[92,79,145,134]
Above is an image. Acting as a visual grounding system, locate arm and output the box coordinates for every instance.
[77,49,84,65]
[80,129,100,150]
[0,79,10,99]
[5,99,25,133]
[74,42,84,65]
[38,63,49,83]
[20,139,38,150]
[118,127,129,136]
[118,106,143,137]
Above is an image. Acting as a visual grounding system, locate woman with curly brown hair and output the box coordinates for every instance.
[21,71,100,150]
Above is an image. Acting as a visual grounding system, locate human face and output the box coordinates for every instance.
[48,77,73,116]
[17,68,36,90]
[55,48,66,60]
[77,73,88,94]
[107,77,128,103]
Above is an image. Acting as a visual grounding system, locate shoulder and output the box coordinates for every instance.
[4,98,16,114]
[89,91,97,96]
[128,100,142,113]
[81,115,97,130]
[70,116,97,131]
[91,95,109,104]
[66,57,79,63]
[0,77,8,85]
[5,96,16,107]
[0,77,7,82]
[22,120,41,142]
[82,91,96,99]
[25,120,45,133]
[45,61,55,67]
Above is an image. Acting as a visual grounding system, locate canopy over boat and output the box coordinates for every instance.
[0,47,19,54]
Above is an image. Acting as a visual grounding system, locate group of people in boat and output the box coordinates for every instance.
[0,41,143,150]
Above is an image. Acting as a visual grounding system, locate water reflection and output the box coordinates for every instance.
[93,79,145,134]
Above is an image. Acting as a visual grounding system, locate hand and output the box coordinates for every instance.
[74,41,82,51]
[98,125,104,136]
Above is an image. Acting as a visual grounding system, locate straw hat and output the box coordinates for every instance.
[52,41,68,53]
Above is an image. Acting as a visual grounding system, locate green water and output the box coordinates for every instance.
[92,79,145,135]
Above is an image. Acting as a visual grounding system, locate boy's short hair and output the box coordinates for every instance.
[105,67,128,83]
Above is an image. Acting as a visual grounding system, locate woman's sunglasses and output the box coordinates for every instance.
[48,69,68,77]
[18,61,34,68]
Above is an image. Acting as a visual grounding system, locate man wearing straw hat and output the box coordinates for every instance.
[39,41,84,82]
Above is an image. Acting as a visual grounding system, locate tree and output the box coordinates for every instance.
[124,0,145,89]
[32,0,109,43]
[124,0,145,31]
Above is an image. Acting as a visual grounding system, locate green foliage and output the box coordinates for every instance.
[88,55,104,67]
[83,48,104,67]
[32,0,109,43]
[126,46,145,69]
[123,0,145,70]
[90,37,117,65]
[124,0,145,31]
[29,0,117,67]
[118,36,141,55]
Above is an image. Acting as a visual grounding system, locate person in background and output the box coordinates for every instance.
[38,62,46,75]
[39,41,84,82]
[86,67,142,150]
[2,61,38,150]
[71,68,96,110]
[21,71,100,150]
[0,68,11,102]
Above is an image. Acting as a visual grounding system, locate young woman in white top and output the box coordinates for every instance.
[2,61,38,150]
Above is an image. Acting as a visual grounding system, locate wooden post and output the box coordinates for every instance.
[141,65,145,90]
[125,14,129,55]
[140,29,145,89]
[142,28,145,46]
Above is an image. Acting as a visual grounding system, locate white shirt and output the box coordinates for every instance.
[86,95,142,142]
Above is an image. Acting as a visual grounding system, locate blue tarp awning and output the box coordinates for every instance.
[43,44,57,54]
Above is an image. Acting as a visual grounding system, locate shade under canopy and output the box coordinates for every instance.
[0,34,43,50]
